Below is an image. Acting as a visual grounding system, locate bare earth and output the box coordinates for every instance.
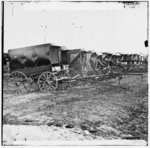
[3,73,148,145]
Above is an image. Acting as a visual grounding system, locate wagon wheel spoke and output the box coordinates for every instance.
[47,73,51,81]
[38,81,46,88]
[48,84,53,91]
[45,72,49,80]
[50,81,57,88]
[40,76,47,81]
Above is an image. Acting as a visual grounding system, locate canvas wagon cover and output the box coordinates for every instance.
[8,43,62,71]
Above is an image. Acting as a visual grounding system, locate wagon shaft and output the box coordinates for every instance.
[56,77,71,81]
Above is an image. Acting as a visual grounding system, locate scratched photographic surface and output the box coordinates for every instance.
[2,1,148,146]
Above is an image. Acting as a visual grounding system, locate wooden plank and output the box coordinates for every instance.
[10,65,52,77]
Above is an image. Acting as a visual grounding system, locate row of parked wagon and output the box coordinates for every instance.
[3,43,148,93]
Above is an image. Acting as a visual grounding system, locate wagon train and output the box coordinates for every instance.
[118,53,148,73]
[5,43,148,94]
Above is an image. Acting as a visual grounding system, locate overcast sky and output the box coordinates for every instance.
[4,1,148,54]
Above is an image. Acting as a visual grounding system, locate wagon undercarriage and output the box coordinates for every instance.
[7,66,123,94]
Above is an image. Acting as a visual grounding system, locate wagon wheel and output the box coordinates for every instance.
[7,71,29,94]
[38,72,58,92]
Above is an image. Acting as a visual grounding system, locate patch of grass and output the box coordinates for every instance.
[116,99,148,141]
[3,114,18,124]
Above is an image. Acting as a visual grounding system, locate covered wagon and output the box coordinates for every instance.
[7,43,64,93]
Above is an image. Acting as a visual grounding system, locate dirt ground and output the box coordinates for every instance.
[3,73,148,144]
